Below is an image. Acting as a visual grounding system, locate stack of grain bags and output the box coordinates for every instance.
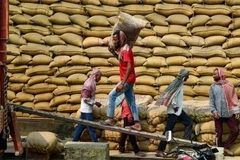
[6,0,240,155]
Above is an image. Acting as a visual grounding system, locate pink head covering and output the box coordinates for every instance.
[81,69,101,97]
[214,68,240,114]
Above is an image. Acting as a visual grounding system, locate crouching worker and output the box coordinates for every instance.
[119,98,146,157]
[72,69,102,142]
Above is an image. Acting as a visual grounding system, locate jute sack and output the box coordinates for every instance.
[89,58,110,66]
[34,102,55,111]
[19,43,51,56]
[153,25,191,37]
[156,75,175,86]
[166,14,190,25]
[181,36,205,47]
[135,75,156,86]
[226,0,240,5]
[85,5,119,17]
[196,66,234,77]
[194,106,212,123]
[119,0,141,4]
[206,15,231,27]
[155,3,193,16]
[96,85,115,94]
[109,12,148,48]
[187,15,210,29]
[161,34,187,47]
[156,122,185,132]
[183,57,207,67]
[82,37,104,48]
[229,17,240,30]
[40,0,59,4]
[160,66,199,77]
[34,93,54,103]
[25,65,57,76]
[10,14,32,25]
[135,95,153,106]
[49,55,71,68]
[184,75,200,85]
[50,2,85,15]
[81,0,101,5]
[107,75,120,84]
[23,83,57,94]
[147,102,168,125]
[222,38,240,49]
[7,64,28,74]
[198,76,214,85]
[69,14,89,28]
[87,15,110,26]
[20,3,53,16]
[232,69,240,77]
[49,95,70,108]
[41,35,65,46]
[9,34,26,45]
[145,13,168,26]
[193,85,210,97]
[192,4,231,16]
[60,33,83,47]
[49,12,71,25]
[191,26,230,38]
[100,0,121,6]
[134,85,158,96]
[143,56,167,68]
[179,0,202,5]
[67,94,80,104]
[206,57,230,67]
[166,56,188,66]
[153,46,191,57]
[11,54,32,65]
[30,54,53,65]
[195,120,230,135]
[224,47,240,58]
[30,14,51,26]
[196,133,215,145]
[145,67,161,77]
[55,66,91,77]
[190,46,226,58]
[13,92,34,103]
[26,132,57,154]
[132,46,152,57]
[67,55,90,66]
[82,27,112,38]
[101,130,121,142]
[28,75,49,86]
[230,6,240,17]
[133,56,146,66]
[9,26,20,35]
[8,90,16,101]
[57,104,79,113]
[83,46,112,58]
[7,55,16,64]
[129,140,158,152]
[225,57,240,69]
[66,73,88,84]
[120,4,154,15]
[107,16,118,25]
[204,36,227,47]
[141,36,166,48]
[16,24,51,35]
[53,85,82,96]
[139,28,156,38]
[51,25,82,35]
[7,44,20,56]
[49,45,84,56]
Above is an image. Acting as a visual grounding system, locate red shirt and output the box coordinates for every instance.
[121,99,133,118]
[119,48,136,84]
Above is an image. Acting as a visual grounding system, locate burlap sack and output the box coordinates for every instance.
[109,12,148,48]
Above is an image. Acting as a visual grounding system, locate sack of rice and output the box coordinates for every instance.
[109,12,148,48]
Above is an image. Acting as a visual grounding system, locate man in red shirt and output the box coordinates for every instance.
[102,30,141,131]
[118,98,145,157]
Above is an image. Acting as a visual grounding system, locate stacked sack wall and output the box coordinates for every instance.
[7,0,240,155]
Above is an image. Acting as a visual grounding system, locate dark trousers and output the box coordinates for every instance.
[72,112,98,142]
[214,116,239,149]
[158,111,193,151]
[119,117,139,153]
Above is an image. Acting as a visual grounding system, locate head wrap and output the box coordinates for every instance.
[155,68,189,107]
[81,69,101,97]
[214,68,240,114]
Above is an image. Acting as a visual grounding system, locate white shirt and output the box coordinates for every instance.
[167,84,183,116]
[80,95,95,113]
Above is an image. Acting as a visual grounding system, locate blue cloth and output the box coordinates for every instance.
[107,81,139,121]
[72,112,98,142]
